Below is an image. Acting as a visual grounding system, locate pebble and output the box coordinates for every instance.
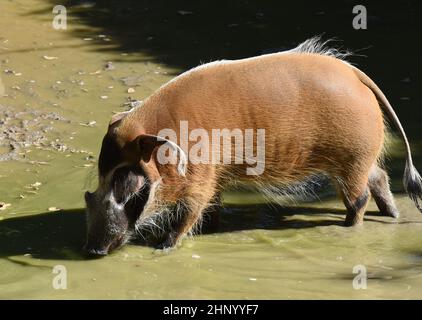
[104,61,115,70]
[127,87,135,93]
[0,202,11,210]
[100,95,108,100]
[43,55,58,60]
[192,254,201,259]
[30,181,42,188]
[48,207,61,212]
[89,70,101,75]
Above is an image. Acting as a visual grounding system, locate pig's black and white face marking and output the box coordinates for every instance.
[84,134,150,256]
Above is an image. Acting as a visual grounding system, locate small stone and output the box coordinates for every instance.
[89,70,101,75]
[127,87,135,93]
[43,55,58,60]
[192,254,201,259]
[100,95,108,99]
[249,278,257,281]
[31,181,42,188]
[0,202,11,210]
[104,61,115,70]
[48,207,61,212]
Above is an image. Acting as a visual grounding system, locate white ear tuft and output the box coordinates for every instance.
[161,139,188,176]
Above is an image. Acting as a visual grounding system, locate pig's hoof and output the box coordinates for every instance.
[344,218,364,227]
[380,208,400,219]
[155,236,178,251]
[155,242,174,251]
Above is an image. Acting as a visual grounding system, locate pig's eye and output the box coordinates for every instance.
[112,166,142,203]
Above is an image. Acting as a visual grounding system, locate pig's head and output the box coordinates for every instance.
[83,162,150,256]
[83,113,186,256]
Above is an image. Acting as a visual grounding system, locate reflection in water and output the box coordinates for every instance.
[0,0,421,299]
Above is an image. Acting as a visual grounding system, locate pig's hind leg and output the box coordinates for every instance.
[334,170,371,226]
[368,165,399,218]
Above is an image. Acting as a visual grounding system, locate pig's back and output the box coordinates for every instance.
[125,52,383,181]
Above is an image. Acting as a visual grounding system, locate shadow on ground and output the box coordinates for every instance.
[0,209,86,261]
[0,202,397,260]
[35,0,421,73]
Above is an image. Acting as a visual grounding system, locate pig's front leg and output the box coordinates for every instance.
[157,204,204,249]
[157,193,219,249]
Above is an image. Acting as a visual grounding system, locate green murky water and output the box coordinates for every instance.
[1,0,422,299]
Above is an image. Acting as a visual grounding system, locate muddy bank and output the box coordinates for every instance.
[0,105,71,161]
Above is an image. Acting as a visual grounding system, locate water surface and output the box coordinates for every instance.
[0,0,422,299]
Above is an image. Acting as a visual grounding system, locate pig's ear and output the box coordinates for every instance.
[135,134,187,176]
[135,134,168,162]
[109,111,131,128]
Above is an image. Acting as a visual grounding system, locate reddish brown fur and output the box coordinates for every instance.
[107,52,386,245]
[87,43,421,254]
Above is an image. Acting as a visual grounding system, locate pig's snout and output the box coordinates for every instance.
[83,244,108,257]
[83,236,124,257]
